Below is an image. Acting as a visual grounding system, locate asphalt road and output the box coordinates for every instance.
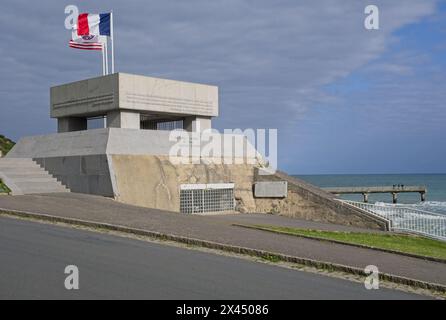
[1,193,444,286]
[0,216,426,300]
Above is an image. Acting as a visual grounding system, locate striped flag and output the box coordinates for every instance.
[69,13,110,51]
[67,11,114,75]
[69,34,104,51]
[76,13,111,36]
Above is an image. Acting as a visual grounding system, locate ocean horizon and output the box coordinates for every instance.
[295,173,446,215]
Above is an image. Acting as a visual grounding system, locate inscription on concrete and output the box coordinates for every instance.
[254,181,288,198]
[51,73,218,119]
[123,92,215,116]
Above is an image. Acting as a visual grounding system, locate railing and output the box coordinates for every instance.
[339,199,446,241]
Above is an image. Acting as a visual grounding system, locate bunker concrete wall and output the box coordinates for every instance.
[108,155,386,230]
[6,129,109,158]
[110,155,256,212]
[7,129,387,230]
[254,171,387,230]
[7,128,261,165]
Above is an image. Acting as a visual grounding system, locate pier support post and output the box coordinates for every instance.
[392,192,398,204]
[420,192,426,202]
[362,193,369,203]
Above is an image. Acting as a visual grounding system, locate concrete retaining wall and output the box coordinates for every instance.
[7,129,109,158]
[35,155,114,197]
[110,155,256,212]
[255,170,388,230]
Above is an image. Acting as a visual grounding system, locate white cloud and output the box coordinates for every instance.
[0,0,441,172]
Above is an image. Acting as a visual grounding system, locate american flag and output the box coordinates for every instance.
[69,33,103,51]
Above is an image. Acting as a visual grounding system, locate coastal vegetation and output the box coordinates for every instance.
[0,134,15,156]
[0,179,10,194]
[0,134,14,193]
[248,225,446,260]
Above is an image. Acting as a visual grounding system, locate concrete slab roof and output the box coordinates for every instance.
[50,73,219,119]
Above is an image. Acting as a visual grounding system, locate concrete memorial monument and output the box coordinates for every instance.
[1,73,387,229]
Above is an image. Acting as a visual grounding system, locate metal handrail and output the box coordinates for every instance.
[342,200,445,217]
[338,199,446,241]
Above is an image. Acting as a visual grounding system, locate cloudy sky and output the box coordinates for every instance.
[0,0,445,174]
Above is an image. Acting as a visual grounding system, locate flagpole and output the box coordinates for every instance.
[102,37,108,127]
[110,11,115,73]
[104,37,109,75]
[102,42,106,75]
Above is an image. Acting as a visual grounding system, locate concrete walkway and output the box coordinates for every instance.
[0,193,445,286]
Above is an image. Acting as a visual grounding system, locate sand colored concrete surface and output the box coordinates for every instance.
[110,155,256,212]
[109,155,386,230]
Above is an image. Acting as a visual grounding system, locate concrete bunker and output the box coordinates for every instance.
[4,73,388,229]
[51,73,215,134]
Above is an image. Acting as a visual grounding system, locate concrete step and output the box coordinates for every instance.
[16,186,69,194]
[11,177,59,183]
[0,167,47,174]
[14,188,69,195]
[0,158,70,195]
[0,161,41,168]
[0,158,35,163]
[0,165,45,171]
[2,173,52,179]
[14,180,67,189]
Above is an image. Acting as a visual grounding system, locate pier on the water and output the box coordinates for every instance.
[323,186,427,203]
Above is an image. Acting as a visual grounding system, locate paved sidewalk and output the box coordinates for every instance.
[0,193,445,286]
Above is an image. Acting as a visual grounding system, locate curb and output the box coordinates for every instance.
[233,224,446,265]
[1,207,445,294]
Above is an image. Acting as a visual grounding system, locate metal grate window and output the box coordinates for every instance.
[180,183,235,214]
[141,118,184,131]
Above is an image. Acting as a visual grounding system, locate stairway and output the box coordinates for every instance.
[0,158,69,195]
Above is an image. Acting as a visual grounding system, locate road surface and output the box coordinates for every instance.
[0,216,426,299]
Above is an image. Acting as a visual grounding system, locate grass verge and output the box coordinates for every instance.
[0,179,11,194]
[0,134,15,156]
[246,225,446,261]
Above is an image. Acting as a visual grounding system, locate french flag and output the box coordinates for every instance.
[77,13,111,37]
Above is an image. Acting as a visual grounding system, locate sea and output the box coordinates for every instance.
[296,174,446,215]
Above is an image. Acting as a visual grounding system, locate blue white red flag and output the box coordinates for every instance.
[76,13,111,36]
[67,11,114,74]
[69,13,110,50]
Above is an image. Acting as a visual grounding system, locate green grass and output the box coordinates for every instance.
[0,134,14,193]
[0,179,10,194]
[261,253,281,263]
[0,134,15,156]
[250,225,446,260]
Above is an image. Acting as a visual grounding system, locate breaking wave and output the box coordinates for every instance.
[374,201,446,215]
